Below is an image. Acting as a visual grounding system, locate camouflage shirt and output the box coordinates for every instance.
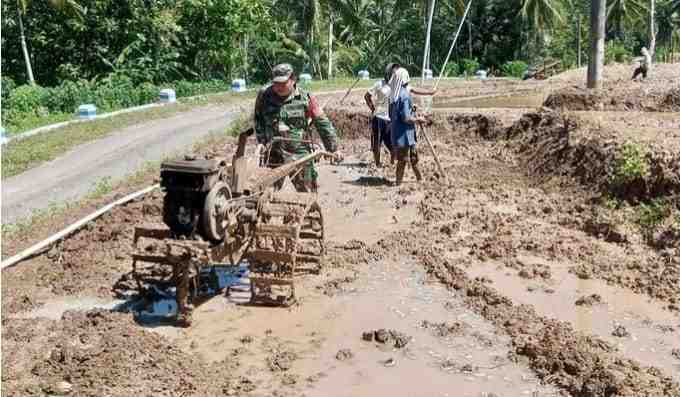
[254,85,338,165]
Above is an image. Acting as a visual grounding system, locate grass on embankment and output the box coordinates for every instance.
[1,79,372,180]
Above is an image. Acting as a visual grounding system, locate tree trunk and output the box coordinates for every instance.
[649,0,656,55]
[577,14,582,68]
[587,0,606,88]
[327,15,333,80]
[468,19,472,58]
[422,0,436,79]
[17,2,36,86]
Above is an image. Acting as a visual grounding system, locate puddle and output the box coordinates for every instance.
[434,94,545,109]
[294,259,560,397]
[137,263,250,319]
[12,296,131,321]
[465,258,680,379]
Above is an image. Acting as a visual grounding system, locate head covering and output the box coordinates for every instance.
[389,67,410,103]
[384,63,399,82]
[272,63,294,83]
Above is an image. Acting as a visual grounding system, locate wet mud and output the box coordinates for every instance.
[3,69,680,396]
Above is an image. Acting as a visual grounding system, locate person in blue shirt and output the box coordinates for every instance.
[388,67,426,186]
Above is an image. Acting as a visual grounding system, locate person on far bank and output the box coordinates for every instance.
[364,63,400,167]
[632,47,652,81]
[388,67,425,186]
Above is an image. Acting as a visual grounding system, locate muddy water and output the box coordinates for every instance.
[150,159,559,396]
[295,259,560,397]
[465,258,680,378]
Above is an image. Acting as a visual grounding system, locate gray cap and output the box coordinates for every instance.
[272,63,294,83]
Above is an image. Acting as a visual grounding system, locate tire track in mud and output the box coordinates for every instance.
[337,107,680,395]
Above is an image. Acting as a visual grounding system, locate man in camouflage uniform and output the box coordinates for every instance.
[254,64,342,192]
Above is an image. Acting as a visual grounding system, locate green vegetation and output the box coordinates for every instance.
[611,142,649,188]
[4,0,678,93]
[1,77,233,134]
[501,61,529,78]
[635,197,671,233]
[86,177,114,200]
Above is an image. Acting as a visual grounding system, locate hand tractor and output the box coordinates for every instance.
[131,127,335,325]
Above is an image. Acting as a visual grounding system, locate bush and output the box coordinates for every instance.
[44,80,94,113]
[460,58,480,77]
[605,41,633,65]
[1,76,234,133]
[501,61,528,78]
[6,85,50,114]
[444,63,460,77]
[2,76,16,105]
[636,198,671,233]
[611,142,648,187]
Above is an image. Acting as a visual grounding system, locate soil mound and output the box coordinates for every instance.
[444,113,500,139]
[327,109,371,140]
[2,310,234,396]
[661,87,680,111]
[543,87,609,111]
[504,110,680,201]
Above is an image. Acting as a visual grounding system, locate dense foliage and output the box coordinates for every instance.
[1,0,678,86]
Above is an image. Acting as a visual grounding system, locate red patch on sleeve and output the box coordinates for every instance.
[306,95,324,118]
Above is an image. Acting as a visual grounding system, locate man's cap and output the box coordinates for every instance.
[272,63,294,83]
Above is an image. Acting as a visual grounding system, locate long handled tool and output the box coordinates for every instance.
[417,121,447,182]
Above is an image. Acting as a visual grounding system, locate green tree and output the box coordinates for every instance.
[607,0,648,39]
[519,0,566,53]
[14,0,84,85]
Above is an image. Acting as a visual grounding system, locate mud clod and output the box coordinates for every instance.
[335,349,353,361]
[363,329,411,349]
[671,348,680,360]
[267,351,297,372]
[420,320,469,337]
[612,325,631,338]
[575,294,604,307]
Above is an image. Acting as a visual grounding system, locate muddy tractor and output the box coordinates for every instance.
[131,128,335,325]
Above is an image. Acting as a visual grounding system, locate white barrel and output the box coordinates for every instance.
[159,88,176,103]
[231,79,247,92]
[78,104,97,119]
[358,70,370,80]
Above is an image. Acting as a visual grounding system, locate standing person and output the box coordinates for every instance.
[254,63,343,192]
[364,63,399,167]
[632,47,652,81]
[388,67,426,186]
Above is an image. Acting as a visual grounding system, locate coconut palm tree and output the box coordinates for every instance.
[519,0,566,51]
[606,0,648,39]
[15,0,83,85]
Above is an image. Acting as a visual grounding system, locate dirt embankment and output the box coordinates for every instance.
[544,63,680,112]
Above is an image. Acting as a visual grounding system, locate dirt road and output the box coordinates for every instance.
[2,105,236,224]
